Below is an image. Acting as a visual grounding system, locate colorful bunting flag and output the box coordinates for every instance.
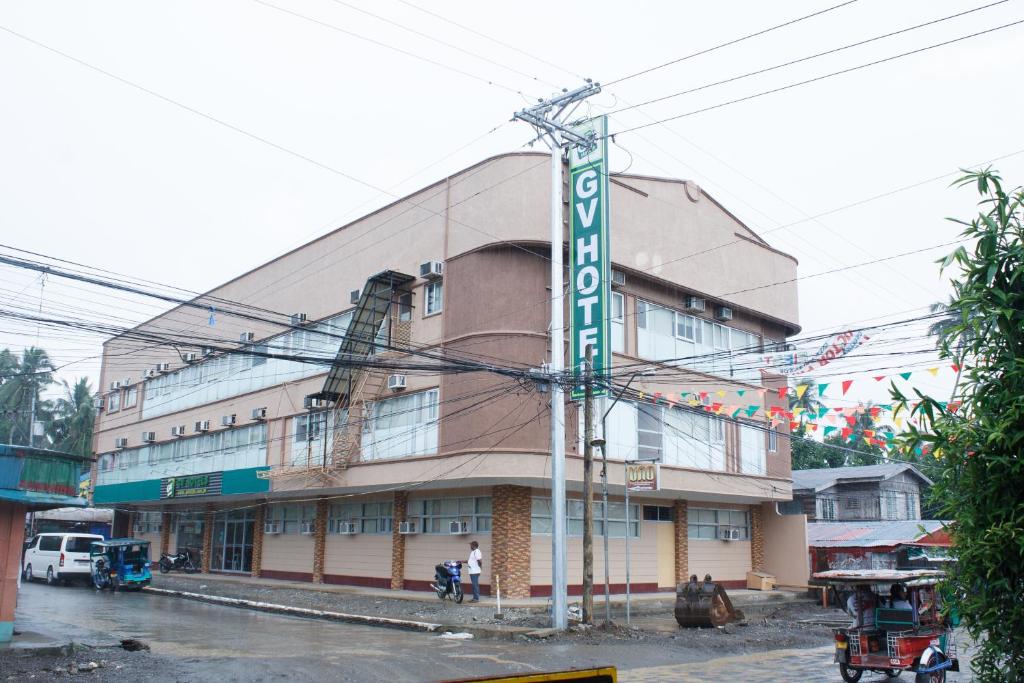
[899,372,912,381]
[841,380,853,395]
[818,383,829,396]
[796,384,808,399]
[927,367,939,377]
[777,387,788,399]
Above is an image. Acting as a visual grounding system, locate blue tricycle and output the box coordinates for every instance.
[90,539,153,591]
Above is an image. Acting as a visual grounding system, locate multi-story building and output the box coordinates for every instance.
[91,151,807,597]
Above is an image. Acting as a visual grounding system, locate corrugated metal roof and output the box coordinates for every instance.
[791,464,933,493]
[807,520,949,547]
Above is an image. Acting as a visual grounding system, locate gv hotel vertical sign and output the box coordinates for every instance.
[568,116,610,399]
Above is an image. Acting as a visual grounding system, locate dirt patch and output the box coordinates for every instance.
[0,645,177,682]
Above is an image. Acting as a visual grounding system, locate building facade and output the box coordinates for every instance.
[91,152,807,596]
[791,464,931,523]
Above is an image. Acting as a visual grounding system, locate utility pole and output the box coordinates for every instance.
[582,345,595,624]
[513,81,601,631]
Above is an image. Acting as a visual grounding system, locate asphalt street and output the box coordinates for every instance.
[11,582,969,682]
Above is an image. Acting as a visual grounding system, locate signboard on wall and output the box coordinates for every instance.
[161,471,222,499]
[626,463,659,492]
[568,115,611,400]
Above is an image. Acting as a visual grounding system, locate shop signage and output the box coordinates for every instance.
[626,462,660,492]
[161,471,222,499]
[568,115,611,400]
[762,330,868,376]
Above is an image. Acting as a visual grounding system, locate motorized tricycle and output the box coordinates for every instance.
[814,569,959,683]
[90,539,153,592]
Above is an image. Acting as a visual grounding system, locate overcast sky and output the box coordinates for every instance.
[1,0,1022,409]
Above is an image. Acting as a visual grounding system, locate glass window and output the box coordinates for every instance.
[767,427,778,453]
[361,389,439,461]
[611,291,624,353]
[642,505,674,522]
[107,391,121,412]
[266,503,315,534]
[39,536,62,551]
[414,496,490,534]
[531,497,639,537]
[328,501,393,534]
[425,281,443,315]
[398,292,413,322]
[687,508,750,540]
[636,404,663,461]
[123,386,138,409]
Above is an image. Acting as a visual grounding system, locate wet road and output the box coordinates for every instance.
[14,582,968,682]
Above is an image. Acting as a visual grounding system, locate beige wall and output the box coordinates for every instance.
[529,525,660,588]
[688,539,752,583]
[261,533,315,575]
[761,503,809,587]
[323,534,391,578]
[655,521,676,589]
[403,533,491,586]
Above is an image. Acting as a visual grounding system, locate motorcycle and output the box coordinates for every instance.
[158,548,199,574]
[432,560,464,603]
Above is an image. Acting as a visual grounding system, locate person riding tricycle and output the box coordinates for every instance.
[814,569,959,683]
[90,539,153,592]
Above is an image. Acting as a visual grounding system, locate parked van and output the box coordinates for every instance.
[23,533,104,585]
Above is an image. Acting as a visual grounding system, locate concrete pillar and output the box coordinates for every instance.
[251,503,266,578]
[201,509,214,573]
[491,485,531,599]
[673,499,689,585]
[0,503,27,643]
[390,491,408,590]
[751,505,765,572]
[160,511,171,556]
[312,499,329,583]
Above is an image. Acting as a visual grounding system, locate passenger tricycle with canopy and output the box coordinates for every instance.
[814,569,959,683]
[90,539,152,591]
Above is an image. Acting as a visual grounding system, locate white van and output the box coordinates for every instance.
[22,533,104,585]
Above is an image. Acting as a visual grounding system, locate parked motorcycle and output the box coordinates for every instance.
[432,560,464,603]
[158,548,199,574]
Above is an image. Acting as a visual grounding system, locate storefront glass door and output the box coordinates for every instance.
[211,509,255,572]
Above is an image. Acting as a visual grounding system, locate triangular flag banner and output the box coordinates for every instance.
[699,392,708,400]
[863,429,875,438]
[818,407,829,419]
[948,401,961,413]
[793,407,804,417]
[824,426,837,437]
[818,383,829,396]
[927,367,939,377]
[842,380,854,395]
[873,376,886,382]
[870,407,881,418]
[808,423,819,432]
[845,415,857,426]
[777,387,788,399]
[790,421,800,431]
[895,416,904,429]
[732,408,743,418]
[951,364,961,373]
[899,372,912,381]
[745,406,759,417]
[716,390,726,398]
[841,427,853,440]
[796,384,808,399]
[737,390,746,397]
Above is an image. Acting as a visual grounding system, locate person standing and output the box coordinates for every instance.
[467,540,483,602]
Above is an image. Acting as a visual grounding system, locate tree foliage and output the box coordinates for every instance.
[893,169,1024,680]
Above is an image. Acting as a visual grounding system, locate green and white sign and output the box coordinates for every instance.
[161,471,222,499]
[568,115,611,399]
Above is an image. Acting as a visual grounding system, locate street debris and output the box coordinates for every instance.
[439,631,474,640]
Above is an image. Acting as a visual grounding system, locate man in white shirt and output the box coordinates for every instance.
[467,541,483,602]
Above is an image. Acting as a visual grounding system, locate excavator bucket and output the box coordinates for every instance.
[674,575,740,628]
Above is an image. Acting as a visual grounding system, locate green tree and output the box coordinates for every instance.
[47,377,96,458]
[893,169,1024,680]
[0,347,53,445]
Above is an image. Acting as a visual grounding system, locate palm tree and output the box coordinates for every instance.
[789,378,824,425]
[47,377,96,458]
[0,347,54,445]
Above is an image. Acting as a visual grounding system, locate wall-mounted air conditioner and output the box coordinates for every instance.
[387,374,407,391]
[720,527,742,541]
[183,352,198,363]
[251,407,267,421]
[264,521,281,535]
[449,520,470,535]
[155,363,171,373]
[194,420,210,433]
[299,521,315,535]
[611,269,626,287]
[109,381,121,391]
[122,377,133,387]
[94,398,105,410]
[399,521,418,535]
[304,395,329,410]
[201,347,214,357]
[685,296,706,312]
[239,331,255,343]
[221,414,237,427]
[350,289,362,305]
[336,522,358,535]
[171,425,186,437]
[141,431,156,443]
[419,261,444,279]
[144,369,158,379]
[290,313,308,326]
[114,437,129,449]
[715,306,733,322]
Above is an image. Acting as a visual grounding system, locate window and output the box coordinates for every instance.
[362,389,439,461]
[687,508,750,540]
[642,505,674,522]
[818,496,837,520]
[768,427,778,453]
[531,497,639,537]
[133,511,162,534]
[636,404,663,461]
[711,417,725,443]
[739,423,766,475]
[65,536,97,553]
[329,501,393,534]
[39,536,62,552]
[611,291,624,353]
[123,386,138,409]
[905,493,919,520]
[398,292,413,322]
[425,281,443,316]
[107,391,121,412]
[846,497,861,510]
[413,497,491,534]
[595,401,725,472]
[266,503,316,534]
[251,344,267,367]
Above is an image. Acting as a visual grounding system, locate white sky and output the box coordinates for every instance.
[1,0,1022,410]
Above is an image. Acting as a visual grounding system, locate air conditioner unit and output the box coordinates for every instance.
[201,347,215,357]
[387,374,407,391]
[336,521,358,535]
[304,395,329,410]
[685,296,706,312]
[156,363,171,373]
[122,377,133,387]
[419,261,444,279]
[449,520,470,535]
[93,398,104,410]
[720,527,743,541]
[114,437,129,449]
[171,425,186,437]
[194,420,210,433]
[221,414,237,427]
[611,269,626,287]
[299,521,315,535]
[183,352,198,363]
[109,381,121,391]
[239,331,255,343]
[251,407,267,421]
[715,306,734,321]
[290,313,308,326]
[263,521,282,535]
[141,431,156,443]
[399,521,418,535]
[350,289,361,305]
[144,369,158,379]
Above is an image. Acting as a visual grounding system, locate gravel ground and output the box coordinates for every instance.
[0,643,182,682]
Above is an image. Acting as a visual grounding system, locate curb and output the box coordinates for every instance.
[142,587,443,633]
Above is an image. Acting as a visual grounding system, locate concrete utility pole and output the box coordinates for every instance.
[513,81,601,630]
[582,345,594,624]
